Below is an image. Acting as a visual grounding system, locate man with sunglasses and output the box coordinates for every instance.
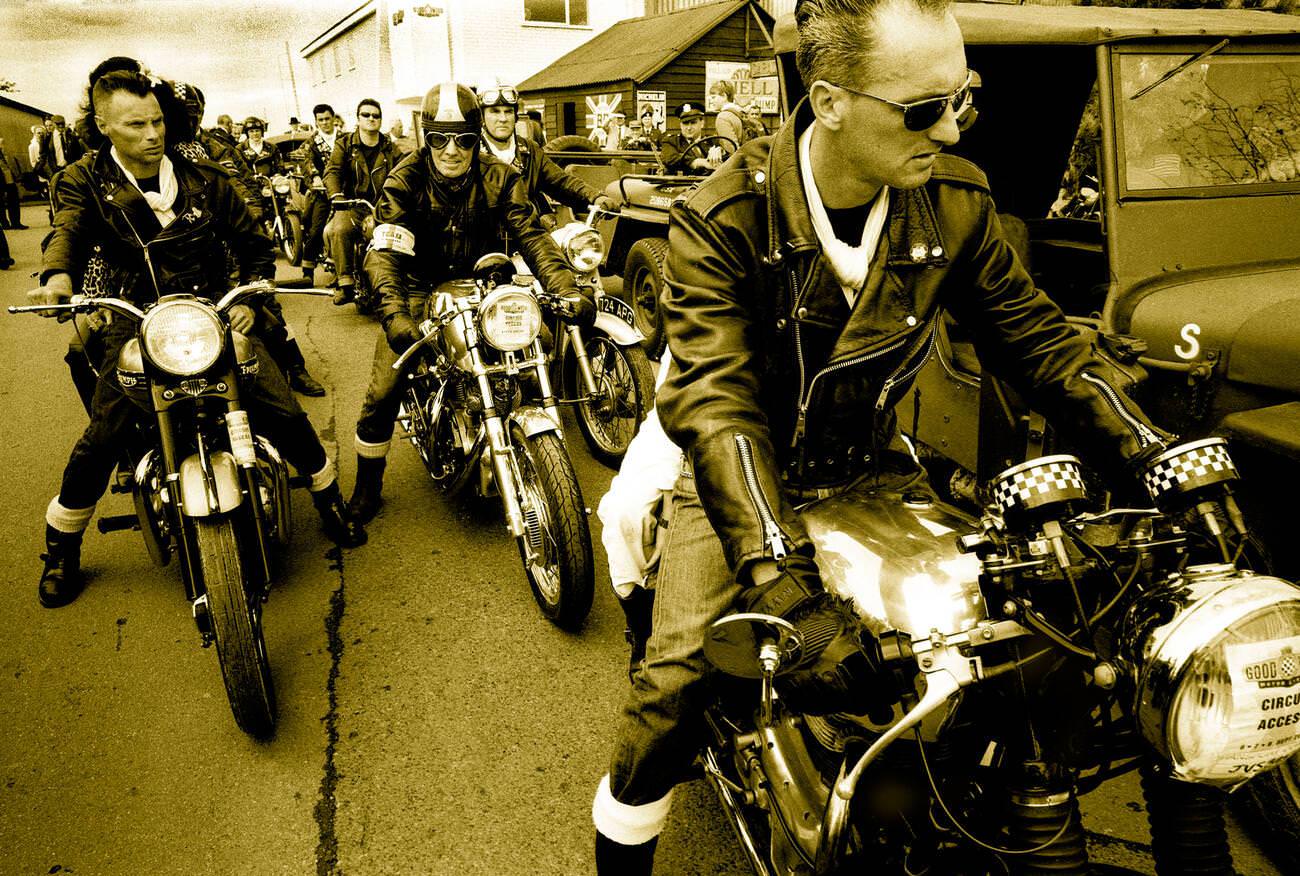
[477,80,613,230]
[344,82,591,522]
[323,98,405,306]
[591,0,1168,871]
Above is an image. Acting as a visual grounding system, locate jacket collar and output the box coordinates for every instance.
[765,98,949,271]
[92,147,206,241]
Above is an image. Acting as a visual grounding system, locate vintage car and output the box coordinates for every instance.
[784,3,1300,865]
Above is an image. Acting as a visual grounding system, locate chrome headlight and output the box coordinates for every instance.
[478,286,542,352]
[261,185,273,197]
[271,176,292,195]
[1124,565,1300,788]
[141,299,225,376]
[552,222,604,273]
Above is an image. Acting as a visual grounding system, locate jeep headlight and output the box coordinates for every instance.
[552,222,604,273]
[478,286,541,352]
[271,176,292,195]
[1125,565,1300,788]
[141,300,225,376]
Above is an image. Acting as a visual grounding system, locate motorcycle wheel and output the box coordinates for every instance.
[196,516,276,739]
[1235,755,1300,873]
[624,238,670,360]
[572,334,656,468]
[509,424,594,630]
[283,212,303,266]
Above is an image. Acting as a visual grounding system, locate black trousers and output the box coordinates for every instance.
[302,192,328,266]
[58,324,328,510]
[1,182,20,227]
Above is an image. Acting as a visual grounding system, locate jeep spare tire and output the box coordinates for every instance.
[624,237,670,360]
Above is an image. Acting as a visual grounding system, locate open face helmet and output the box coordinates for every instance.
[421,82,481,138]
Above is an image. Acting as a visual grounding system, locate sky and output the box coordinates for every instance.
[1,0,360,130]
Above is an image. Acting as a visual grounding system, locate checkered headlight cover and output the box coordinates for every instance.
[1142,438,1237,505]
[990,456,1088,517]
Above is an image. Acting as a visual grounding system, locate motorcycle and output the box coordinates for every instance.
[323,196,380,316]
[255,172,302,265]
[527,206,654,467]
[9,281,329,739]
[392,255,595,630]
[699,440,1300,874]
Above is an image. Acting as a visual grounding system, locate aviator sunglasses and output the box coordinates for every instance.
[358,110,382,119]
[425,131,480,150]
[829,70,974,132]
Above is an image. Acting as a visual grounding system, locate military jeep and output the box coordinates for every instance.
[774,3,1300,866]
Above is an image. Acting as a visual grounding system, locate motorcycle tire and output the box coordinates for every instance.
[623,237,670,360]
[1234,755,1300,873]
[509,424,594,631]
[196,516,277,739]
[571,334,656,468]
[283,212,303,266]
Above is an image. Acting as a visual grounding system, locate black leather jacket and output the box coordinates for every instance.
[42,148,275,299]
[324,130,405,205]
[240,140,283,178]
[365,150,578,326]
[658,99,1166,576]
[489,135,599,218]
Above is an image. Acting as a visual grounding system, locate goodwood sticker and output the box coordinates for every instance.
[1219,637,1300,777]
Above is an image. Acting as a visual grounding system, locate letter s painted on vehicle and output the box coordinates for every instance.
[1174,323,1201,360]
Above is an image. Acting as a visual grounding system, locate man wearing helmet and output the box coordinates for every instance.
[239,117,281,177]
[478,80,613,229]
[345,82,592,522]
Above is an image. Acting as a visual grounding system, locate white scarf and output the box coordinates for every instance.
[111,147,178,227]
[484,134,517,167]
[798,125,890,306]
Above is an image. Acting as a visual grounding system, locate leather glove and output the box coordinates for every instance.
[736,554,896,718]
[593,194,621,213]
[552,290,596,330]
[383,313,423,356]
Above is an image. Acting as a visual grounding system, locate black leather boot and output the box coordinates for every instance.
[39,525,86,608]
[617,587,655,681]
[332,282,355,306]
[312,483,367,547]
[348,456,386,524]
[595,832,657,876]
[288,365,326,397]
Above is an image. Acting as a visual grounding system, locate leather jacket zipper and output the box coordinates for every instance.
[110,201,162,298]
[876,320,938,411]
[1079,371,1162,449]
[734,433,789,560]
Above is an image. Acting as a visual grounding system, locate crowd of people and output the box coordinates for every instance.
[16,2,1176,872]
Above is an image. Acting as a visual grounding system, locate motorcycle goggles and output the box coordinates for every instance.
[425,130,480,151]
[829,69,974,132]
[479,87,518,108]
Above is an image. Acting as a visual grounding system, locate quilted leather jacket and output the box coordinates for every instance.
[42,148,274,300]
[657,99,1166,576]
[365,150,577,326]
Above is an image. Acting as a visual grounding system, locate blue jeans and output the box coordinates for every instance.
[605,455,929,807]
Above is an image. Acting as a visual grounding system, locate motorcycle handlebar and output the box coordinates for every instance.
[8,281,334,321]
[330,197,376,214]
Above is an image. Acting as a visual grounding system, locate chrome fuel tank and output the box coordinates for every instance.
[800,489,985,638]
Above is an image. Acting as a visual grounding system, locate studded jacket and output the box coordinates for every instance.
[41,147,274,301]
[365,150,578,327]
[657,98,1166,576]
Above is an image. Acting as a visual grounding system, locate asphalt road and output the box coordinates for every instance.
[0,205,1282,875]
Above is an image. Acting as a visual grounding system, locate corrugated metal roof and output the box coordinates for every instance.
[774,4,1300,53]
[519,0,762,92]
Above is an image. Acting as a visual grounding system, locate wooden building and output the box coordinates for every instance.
[0,93,50,193]
[518,0,777,144]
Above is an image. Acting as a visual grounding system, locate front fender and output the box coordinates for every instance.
[593,309,645,346]
[510,406,562,438]
[178,450,244,517]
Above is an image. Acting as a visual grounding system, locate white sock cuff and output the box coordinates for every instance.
[591,774,672,846]
[308,459,337,492]
[355,435,391,459]
[46,497,95,533]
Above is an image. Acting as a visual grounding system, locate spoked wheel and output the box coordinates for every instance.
[196,516,276,739]
[509,424,593,630]
[572,334,656,468]
[283,212,303,265]
[624,238,670,359]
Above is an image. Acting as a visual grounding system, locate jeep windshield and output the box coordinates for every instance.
[1119,50,1300,192]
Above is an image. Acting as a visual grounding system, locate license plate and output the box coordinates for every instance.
[597,294,636,328]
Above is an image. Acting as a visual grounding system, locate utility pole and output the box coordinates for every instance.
[284,41,301,123]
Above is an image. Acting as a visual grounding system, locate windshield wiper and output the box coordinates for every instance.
[1130,38,1230,101]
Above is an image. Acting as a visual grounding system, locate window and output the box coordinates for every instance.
[524,0,587,26]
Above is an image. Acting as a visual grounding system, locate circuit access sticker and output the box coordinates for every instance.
[1216,636,1300,776]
